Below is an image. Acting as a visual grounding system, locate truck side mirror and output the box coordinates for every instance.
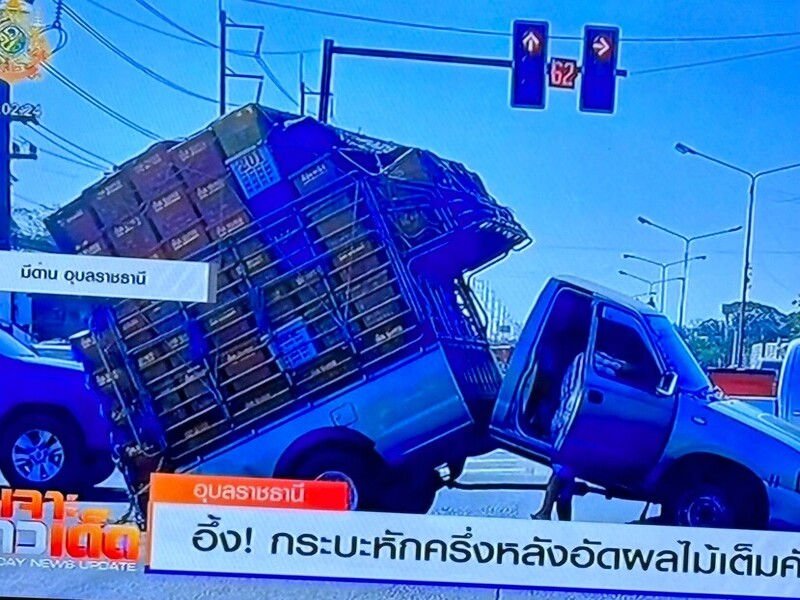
[657,372,678,397]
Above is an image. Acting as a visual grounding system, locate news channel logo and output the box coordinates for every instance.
[0,0,51,84]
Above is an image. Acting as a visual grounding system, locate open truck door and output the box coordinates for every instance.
[489,281,594,461]
[552,302,677,486]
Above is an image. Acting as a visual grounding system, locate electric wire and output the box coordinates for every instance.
[63,4,230,106]
[238,0,800,44]
[43,64,162,141]
[28,122,117,169]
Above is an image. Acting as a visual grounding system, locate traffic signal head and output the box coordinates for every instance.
[580,25,620,114]
[511,20,549,109]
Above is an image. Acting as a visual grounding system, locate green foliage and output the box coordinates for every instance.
[680,319,730,369]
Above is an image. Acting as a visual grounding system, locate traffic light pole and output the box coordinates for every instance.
[318,39,512,123]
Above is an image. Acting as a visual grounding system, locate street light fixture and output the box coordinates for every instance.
[636,215,742,328]
[674,142,800,366]
[622,253,706,315]
[619,270,685,314]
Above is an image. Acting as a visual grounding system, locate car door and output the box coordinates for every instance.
[552,302,677,486]
[490,281,592,462]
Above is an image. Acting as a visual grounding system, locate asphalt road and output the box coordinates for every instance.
[0,452,722,600]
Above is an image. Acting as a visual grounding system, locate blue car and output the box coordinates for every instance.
[0,330,114,492]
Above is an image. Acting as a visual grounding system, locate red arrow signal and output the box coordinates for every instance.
[592,35,612,59]
[522,30,542,55]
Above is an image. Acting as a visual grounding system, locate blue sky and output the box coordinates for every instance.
[12,0,800,324]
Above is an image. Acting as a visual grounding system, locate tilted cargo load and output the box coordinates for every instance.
[48,105,529,521]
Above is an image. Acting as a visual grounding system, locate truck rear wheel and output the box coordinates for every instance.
[288,448,384,511]
[662,465,767,530]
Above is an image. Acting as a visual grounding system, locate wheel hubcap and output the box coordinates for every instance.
[315,470,358,509]
[12,429,65,483]
[684,494,730,526]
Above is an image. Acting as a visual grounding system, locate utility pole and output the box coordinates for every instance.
[0,81,10,251]
[219,7,227,117]
[0,80,38,331]
[218,5,265,116]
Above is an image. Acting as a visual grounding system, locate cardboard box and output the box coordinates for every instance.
[146,185,201,239]
[45,198,102,252]
[163,223,211,260]
[207,210,252,242]
[190,176,245,227]
[212,106,267,158]
[171,130,228,190]
[109,215,160,257]
[89,174,140,226]
[128,142,177,200]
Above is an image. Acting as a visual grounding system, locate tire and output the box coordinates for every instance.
[662,468,765,530]
[0,413,91,492]
[288,448,385,511]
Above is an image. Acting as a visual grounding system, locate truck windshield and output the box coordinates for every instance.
[645,315,711,393]
[0,330,38,359]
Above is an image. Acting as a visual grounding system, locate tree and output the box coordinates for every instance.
[681,319,730,369]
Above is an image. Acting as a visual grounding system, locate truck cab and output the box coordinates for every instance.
[491,277,800,531]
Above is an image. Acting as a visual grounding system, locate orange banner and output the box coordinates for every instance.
[149,473,351,511]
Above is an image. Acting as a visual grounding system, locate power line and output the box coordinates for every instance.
[79,0,317,56]
[238,0,800,44]
[30,144,106,171]
[255,54,298,106]
[28,122,117,169]
[631,42,800,75]
[134,0,215,48]
[43,64,162,141]
[63,5,230,107]
[22,127,110,171]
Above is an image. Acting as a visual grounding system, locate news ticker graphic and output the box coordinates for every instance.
[145,473,351,564]
[147,505,800,598]
[148,473,352,511]
[0,251,218,303]
[0,488,140,569]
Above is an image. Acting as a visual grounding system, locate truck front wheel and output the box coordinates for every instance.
[662,467,767,530]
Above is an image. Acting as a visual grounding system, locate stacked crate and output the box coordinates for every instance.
[50,105,528,516]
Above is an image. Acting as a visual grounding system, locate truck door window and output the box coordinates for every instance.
[593,307,661,392]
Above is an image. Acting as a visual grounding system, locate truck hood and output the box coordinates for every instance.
[709,399,800,452]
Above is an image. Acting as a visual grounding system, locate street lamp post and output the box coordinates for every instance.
[636,216,742,328]
[622,253,706,316]
[674,143,800,366]
[618,270,685,313]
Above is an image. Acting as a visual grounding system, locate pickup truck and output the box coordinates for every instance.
[707,342,799,428]
[491,277,800,531]
[53,106,800,532]
[0,328,114,492]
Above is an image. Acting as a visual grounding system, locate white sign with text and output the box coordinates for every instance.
[148,503,800,598]
[0,251,217,303]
